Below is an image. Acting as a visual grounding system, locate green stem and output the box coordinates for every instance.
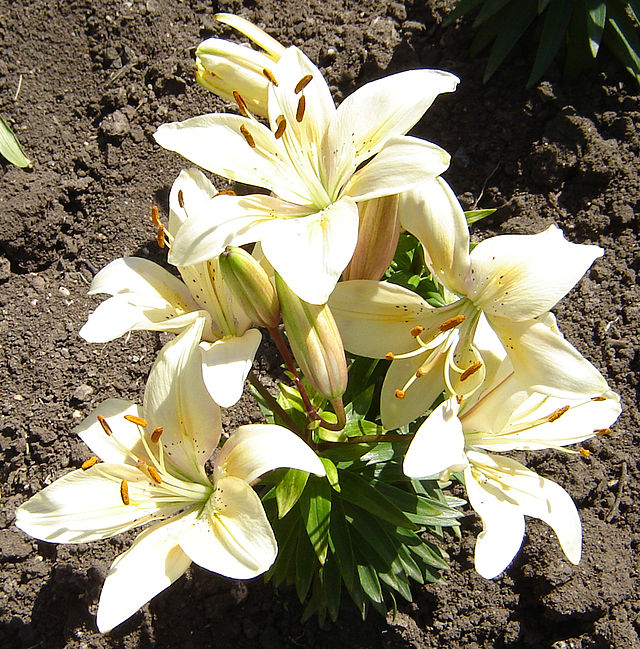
[316,433,413,451]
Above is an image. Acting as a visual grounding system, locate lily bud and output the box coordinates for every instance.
[219,247,280,328]
[196,13,286,118]
[275,273,348,400]
[342,194,400,281]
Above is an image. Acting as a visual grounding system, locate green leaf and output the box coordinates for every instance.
[396,527,450,571]
[465,208,496,225]
[470,16,503,56]
[267,511,302,587]
[329,497,356,589]
[295,529,316,602]
[473,0,512,28]
[355,559,384,604]
[443,0,485,27]
[607,3,640,86]
[299,477,332,565]
[629,0,640,24]
[321,555,342,622]
[0,116,32,168]
[276,468,310,519]
[320,457,341,492]
[347,508,400,568]
[484,0,539,82]
[528,0,575,84]
[585,0,607,58]
[538,0,552,11]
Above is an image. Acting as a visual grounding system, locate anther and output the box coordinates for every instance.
[274,115,287,139]
[591,395,606,401]
[440,315,466,332]
[151,426,163,443]
[460,361,482,382]
[385,352,395,361]
[157,223,165,249]
[214,189,237,197]
[395,389,406,400]
[147,466,163,484]
[120,480,130,505]
[81,456,99,470]
[177,189,184,208]
[262,67,278,86]
[410,326,424,337]
[232,90,249,116]
[240,124,256,148]
[151,205,160,227]
[579,448,591,458]
[456,395,464,405]
[415,368,427,378]
[125,414,148,427]
[548,405,570,422]
[294,74,313,94]
[97,414,113,436]
[595,428,612,436]
[296,95,306,122]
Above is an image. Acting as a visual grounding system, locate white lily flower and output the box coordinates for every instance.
[403,346,621,579]
[15,324,325,632]
[155,45,458,303]
[80,168,261,407]
[330,178,610,428]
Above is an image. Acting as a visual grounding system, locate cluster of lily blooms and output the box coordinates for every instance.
[16,14,621,632]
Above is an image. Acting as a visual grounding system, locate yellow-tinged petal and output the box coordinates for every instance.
[214,13,285,58]
[168,167,218,235]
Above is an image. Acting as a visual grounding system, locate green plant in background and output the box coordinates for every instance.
[0,115,31,167]
[446,0,640,87]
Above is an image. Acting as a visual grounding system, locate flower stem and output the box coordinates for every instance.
[316,432,413,451]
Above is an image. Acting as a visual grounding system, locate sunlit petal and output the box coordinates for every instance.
[168,167,218,234]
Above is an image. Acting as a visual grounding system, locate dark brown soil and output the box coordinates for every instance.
[1,1,639,648]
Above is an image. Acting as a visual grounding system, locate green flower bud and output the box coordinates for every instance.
[275,273,348,400]
[219,247,280,328]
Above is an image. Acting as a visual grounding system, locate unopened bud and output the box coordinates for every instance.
[275,273,347,400]
[219,247,280,328]
[342,194,400,281]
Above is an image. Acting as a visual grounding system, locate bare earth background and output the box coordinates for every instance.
[1,1,639,647]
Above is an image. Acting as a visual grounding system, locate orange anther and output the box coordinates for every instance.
[177,189,185,208]
[151,205,160,227]
[120,480,130,505]
[214,189,237,197]
[294,74,313,94]
[274,115,287,139]
[548,405,570,422]
[385,352,395,361]
[579,448,591,458]
[296,95,306,122]
[97,414,112,436]
[240,124,256,148]
[124,414,148,427]
[232,90,249,116]
[157,223,165,249]
[81,456,99,470]
[262,68,278,86]
[595,428,611,436]
[394,389,406,400]
[440,315,466,332]
[460,361,482,382]
[591,395,606,401]
[410,326,424,337]
[151,427,163,443]
[147,466,162,484]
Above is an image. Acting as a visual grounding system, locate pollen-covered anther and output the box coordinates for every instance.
[151,426,163,443]
[214,189,237,197]
[591,395,607,401]
[81,456,99,470]
[456,395,464,405]
[151,205,160,227]
[440,315,466,332]
[547,405,570,422]
[262,67,278,86]
[460,361,482,382]
[240,124,256,148]
[385,352,395,360]
[97,414,113,436]
[232,90,249,116]
[147,466,163,484]
[274,115,287,139]
[120,480,130,505]
[296,95,306,122]
[394,389,406,400]
[595,428,612,436]
[415,367,427,378]
[579,448,591,458]
[157,223,165,249]
[124,414,148,427]
[177,189,185,208]
[294,74,313,94]
[410,325,424,337]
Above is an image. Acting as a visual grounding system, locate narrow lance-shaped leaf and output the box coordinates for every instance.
[275,468,310,519]
[299,477,332,565]
[585,0,607,58]
[0,115,32,168]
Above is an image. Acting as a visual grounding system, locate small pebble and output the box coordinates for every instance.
[72,384,94,402]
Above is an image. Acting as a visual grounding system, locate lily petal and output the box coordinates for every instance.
[96,516,192,632]
[399,177,471,294]
[404,400,467,478]
[178,475,277,578]
[168,168,218,235]
[260,196,359,304]
[467,225,603,320]
[200,329,262,408]
[213,424,326,483]
[215,13,286,58]
[144,319,222,483]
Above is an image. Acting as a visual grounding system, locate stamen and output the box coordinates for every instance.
[274,115,287,139]
[124,414,148,427]
[148,466,163,484]
[385,352,395,361]
[262,67,278,86]
[579,448,591,458]
[548,405,570,422]
[410,326,424,337]
[456,395,464,405]
[395,389,406,400]
[157,223,165,249]
[232,90,249,117]
[214,189,237,197]
[151,205,160,227]
[81,456,99,470]
[240,124,256,148]
[415,368,427,378]
[151,426,163,443]
[460,361,482,382]
[595,428,612,436]
[120,480,130,505]
[177,189,184,208]
[591,395,607,401]
[97,414,113,436]
[294,74,313,94]
[296,95,306,122]
[440,315,466,332]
